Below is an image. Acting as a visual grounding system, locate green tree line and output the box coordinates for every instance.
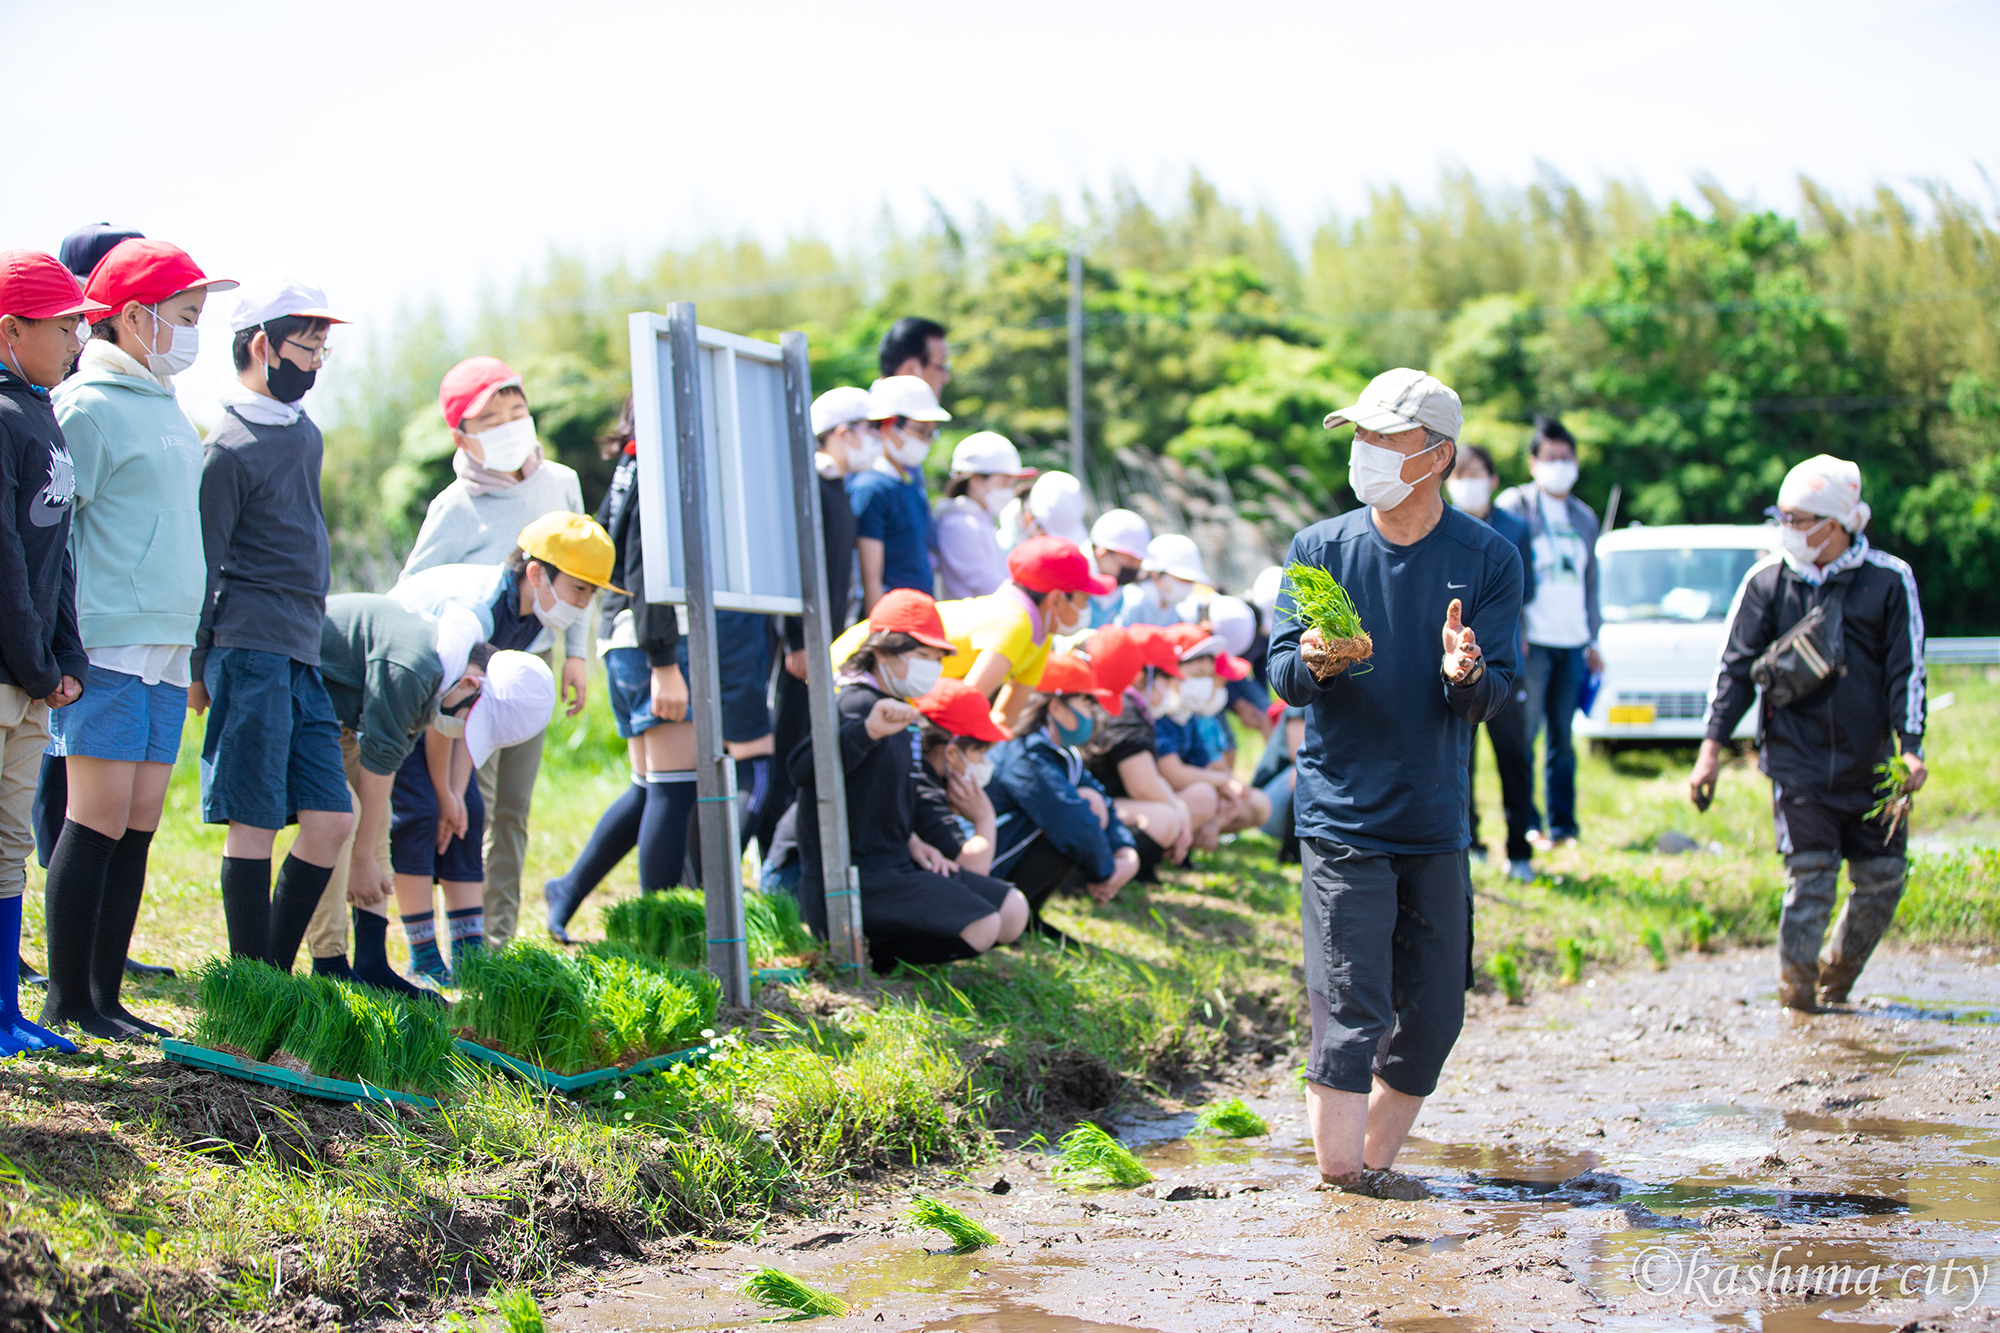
[321,169,2000,631]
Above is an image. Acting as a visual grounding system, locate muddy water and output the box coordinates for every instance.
[547,947,2000,1332]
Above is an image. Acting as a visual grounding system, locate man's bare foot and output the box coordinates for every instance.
[1317,1168,1430,1201]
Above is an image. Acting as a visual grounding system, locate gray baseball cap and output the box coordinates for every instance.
[1324,367,1464,440]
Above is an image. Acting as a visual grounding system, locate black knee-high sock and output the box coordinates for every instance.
[735,756,772,852]
[39,821,127,1039]
[219,856,272,962]
[267,856,334,975]
[638,771,698,892]
[550,779,645,920]
[350,909,440,1005]
[91,829,170,1037]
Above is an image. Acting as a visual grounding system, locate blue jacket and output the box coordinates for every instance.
[988,730,1134,882]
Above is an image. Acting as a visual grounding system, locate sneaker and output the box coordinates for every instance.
[1508,859,1536,883]
[544,877,577,945]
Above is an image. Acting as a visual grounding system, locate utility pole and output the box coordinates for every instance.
[1067,248,1086,482]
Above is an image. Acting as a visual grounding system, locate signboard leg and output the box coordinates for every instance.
[669,301,752,1008]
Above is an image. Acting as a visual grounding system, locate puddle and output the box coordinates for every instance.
[1861,996,2000,1025]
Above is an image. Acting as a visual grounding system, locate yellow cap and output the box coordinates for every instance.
[517,512,627,593]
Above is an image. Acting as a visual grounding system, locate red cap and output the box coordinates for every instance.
[0,250,112,320]
[1082,625,1146,709]
[440,355,525,430]
[913,678,1011,743]
[1165,622,1250,681]
[867,589,957,653]
[1035,654,1117,710]
[1008,535,1117,595]
[83,239,235,317]
[1126,623,1184,678]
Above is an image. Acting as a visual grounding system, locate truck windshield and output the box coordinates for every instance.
[1600,546,1767,622]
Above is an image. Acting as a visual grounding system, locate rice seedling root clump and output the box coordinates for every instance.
[741,1267,847,1318]
[1052,1121,1153,1187]
[1285,562,1373,679]
[1194,1097,1270,1138]
[908,1195,998,1250]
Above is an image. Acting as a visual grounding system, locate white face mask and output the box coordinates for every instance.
[473,415,540,473]
[886,426,932,470]
[433,712,466,739]
[1532,458,1579,497]
[1177,675,1220,716]
[887,653,943,699]
[1349,435,1440,511]
[1163,685,1194,724]
[847,426,884,471]
[979,481,1013,517]
[533,583,587,631]
[1446,476,1493,512]
[1776,517,1836,566]
[1152,574,1192,609]
[142,306,200,378]
[965,757,995,788]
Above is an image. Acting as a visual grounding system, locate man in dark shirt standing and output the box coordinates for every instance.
[1269,369,1523,1198]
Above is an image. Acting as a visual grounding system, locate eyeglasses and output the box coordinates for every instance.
[279,337,331,368]
[1763,506,1827,531]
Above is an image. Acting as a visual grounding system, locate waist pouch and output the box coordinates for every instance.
[1753,586,1846,711]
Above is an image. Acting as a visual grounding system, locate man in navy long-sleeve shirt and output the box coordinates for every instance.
[1268,368,1523,1198]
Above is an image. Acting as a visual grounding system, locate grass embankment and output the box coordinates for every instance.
[1,663,1994,1328]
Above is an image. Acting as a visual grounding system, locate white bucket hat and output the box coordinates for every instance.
[464,650,557,768]
[1144,533,1208,585]
[1089,508,1152,561]
[1025,471,1091,547]
[866,375,951,423]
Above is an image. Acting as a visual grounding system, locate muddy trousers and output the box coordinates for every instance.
[1779,852,1907,1007]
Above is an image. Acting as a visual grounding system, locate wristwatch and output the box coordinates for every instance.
[1447,659,1486,688]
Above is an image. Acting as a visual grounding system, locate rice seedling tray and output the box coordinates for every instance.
[453,1037,712,1093]
[751,967,806,985]
[161,1038,440,1109]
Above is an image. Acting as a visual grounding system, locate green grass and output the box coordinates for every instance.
[1052,1122,1153,1187]
[907,1195,999,1251]
[453,941,719,1075]
[1194,1097,1270,1138]
[601,888,815,968]
[741,1267,846,1318]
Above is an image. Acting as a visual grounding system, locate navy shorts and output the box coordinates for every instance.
[199,648,352,827]
[389,745,485,882]
[46,664,187,765]
[603,647,666,740]
[675,609,772,743]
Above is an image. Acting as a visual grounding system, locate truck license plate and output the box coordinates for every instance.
[1608,704,1656,725]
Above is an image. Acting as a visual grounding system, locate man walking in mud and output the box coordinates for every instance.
[1689,455,1927,1013]
[1269,369,1524,1197]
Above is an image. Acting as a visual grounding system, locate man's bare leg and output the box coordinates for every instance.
[1307,1077,1426,1179]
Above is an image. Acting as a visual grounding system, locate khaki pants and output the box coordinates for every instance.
[477,728,545,949]
[306,730,392,960]
[0,686,51,902]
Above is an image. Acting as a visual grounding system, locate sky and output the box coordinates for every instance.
[4,0,1995,422]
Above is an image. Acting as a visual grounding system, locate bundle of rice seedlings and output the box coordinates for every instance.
[279,974,375,1081]
[745,890,815,963]
[1641,925,1668,970]
[578,944,719,1066]
[1557,937,1585,986]
[1284,562,1372,678]
[1052,1122,1153,1187]
[605,889,815,967]
[489,1288,545,1333]
[740,1267,846,1318]
[907,1195,998,1251]
[1685,906,1716,953]
[1486,950,1526,1004]
[1194,1097,1269,1138]
[455,940,720,1075]
[1869,744,1915,839]
[191,956,301,1061]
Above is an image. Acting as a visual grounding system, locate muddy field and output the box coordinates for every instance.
[541,945,2000,1333]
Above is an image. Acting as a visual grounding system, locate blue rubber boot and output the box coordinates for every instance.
[2,895,76,1055]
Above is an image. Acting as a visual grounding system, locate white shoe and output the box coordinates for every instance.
[1508,859,1535,883]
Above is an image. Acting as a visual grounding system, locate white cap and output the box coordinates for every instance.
[1089,508,1151,560]
[867,375,951,423]
[1247,564,1284,611]
[228,277,347,334]
[1207,595,1256,657]
[1144,533,1208,585]
[432,606,484,699]
[810,385,872,437]
[950,430,1034,476]
[464,650,557,767]
[1778,454,1872,533]
[1024,471,1090,547]
[1324,367,1464,441]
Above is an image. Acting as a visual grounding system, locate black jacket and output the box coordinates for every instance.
[594,446,679,668]
[784,466,858,652]
[1704,540,1926,807]
[0,362,87,697]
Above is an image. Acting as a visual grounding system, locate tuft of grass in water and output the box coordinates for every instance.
[1194,1097,1269,1138]
[1641,925,1668,970]
[1052,1121,1153,1187]
[191,956,301,1060]
[1486,949,1526,1004]
[1557,937,1585,986]
[455,940,719,1076]
[907,1195,998,1251]
[603,889,816,968]
[490,1287,546,1333]
[1284,561,1365,640]
[1685,906,1716,953]
[276,973,457,1093]
[741,1267,846,1318]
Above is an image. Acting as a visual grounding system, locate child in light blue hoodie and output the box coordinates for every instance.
[42,239,235,1041]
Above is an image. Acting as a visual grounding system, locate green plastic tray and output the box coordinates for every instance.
[161,1038,440,1108]
[453,1038,712,1093]
[752,967,806,985]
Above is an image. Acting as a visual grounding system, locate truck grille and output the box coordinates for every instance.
[1614,691,1709,719]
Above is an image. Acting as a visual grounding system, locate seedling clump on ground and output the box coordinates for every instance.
[455,939,719,1075]
[1053,1121,1153,1187]
[741,1267,847,1318]
[1285,561,1373,677]
[907,1195,998,1251]
[1558,937,1585,986]
[1686,907,1716,952]
[1641,925,1669,969]
[604,889,815,968]
[1487,949,1526,1004]
[1195,1097,1270,1138]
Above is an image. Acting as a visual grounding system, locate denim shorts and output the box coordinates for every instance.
[675,609,772,743]
[199,648,353,828]
[389,744,486,882]
[603,647,665,740]
[46,664,187,765]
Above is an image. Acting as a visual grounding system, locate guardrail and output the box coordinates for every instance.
[1926,638,2000,666]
